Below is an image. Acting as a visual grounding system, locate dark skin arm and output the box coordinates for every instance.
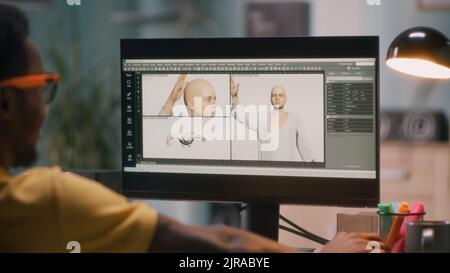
[320,232,390,253]
[149,214,389,253]
[149,215,296,253]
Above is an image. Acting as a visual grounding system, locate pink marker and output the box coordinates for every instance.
[391,201,424,253]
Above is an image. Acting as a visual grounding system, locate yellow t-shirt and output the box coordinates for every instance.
[0,166,158,253]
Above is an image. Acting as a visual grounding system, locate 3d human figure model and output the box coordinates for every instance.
[160,74,217,117]
[160,74,217,147]
[231,76,312,162]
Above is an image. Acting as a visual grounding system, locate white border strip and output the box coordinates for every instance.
[125,164,376,179]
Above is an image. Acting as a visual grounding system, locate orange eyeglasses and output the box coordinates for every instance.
[0,73,60,103]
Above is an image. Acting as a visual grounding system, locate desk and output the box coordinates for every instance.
[279,142,450,249]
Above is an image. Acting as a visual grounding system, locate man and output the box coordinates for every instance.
[231,77,312,161]
[266,85,312,161]
[0,3,388,253]
[160,75,217,117]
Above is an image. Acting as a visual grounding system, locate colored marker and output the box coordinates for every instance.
[391,201,400,213]
[391,201,425,253]
[400,201,424,236]
[378,203,394,234]
[386,202,409,249]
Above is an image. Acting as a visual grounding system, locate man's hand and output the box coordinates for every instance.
[320,232,389,253]
[230,76,239,107]
[230,76,239,97]
[150,215,389,253]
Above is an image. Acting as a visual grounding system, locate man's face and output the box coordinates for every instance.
[271,85,286,110]
[184,79,217,117]
[1,39,48,167]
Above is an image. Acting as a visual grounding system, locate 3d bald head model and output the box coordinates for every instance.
[184,79,217,117]
[231,78,289,112]
[270,85,287,110]
[160,75,217,117]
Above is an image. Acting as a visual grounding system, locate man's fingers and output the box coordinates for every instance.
[358,233,390,250]
[349,232,390,253]
[379,242,390,252]
[231,83,239,94]
[356,232,384,241]
[231,77,239,89]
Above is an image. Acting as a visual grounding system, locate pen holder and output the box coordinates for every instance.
[377,211,426,240]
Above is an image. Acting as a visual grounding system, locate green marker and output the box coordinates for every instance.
[378,203,394,233]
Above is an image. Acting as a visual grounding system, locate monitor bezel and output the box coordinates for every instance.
[121,37,380,207]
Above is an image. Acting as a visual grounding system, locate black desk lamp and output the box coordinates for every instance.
[386,27,449,79]
[386,28,450,226]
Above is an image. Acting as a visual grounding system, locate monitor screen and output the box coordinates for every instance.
[121,37,379,207]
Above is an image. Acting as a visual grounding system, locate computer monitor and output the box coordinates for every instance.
[121,37,379,237]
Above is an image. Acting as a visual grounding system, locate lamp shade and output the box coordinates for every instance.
[386,27,450,79]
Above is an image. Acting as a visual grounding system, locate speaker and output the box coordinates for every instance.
[380,111,448,142]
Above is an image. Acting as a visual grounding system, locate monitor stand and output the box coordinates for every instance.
[240,203,280,241]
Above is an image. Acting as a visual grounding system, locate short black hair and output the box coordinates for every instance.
[0,3,29,81]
